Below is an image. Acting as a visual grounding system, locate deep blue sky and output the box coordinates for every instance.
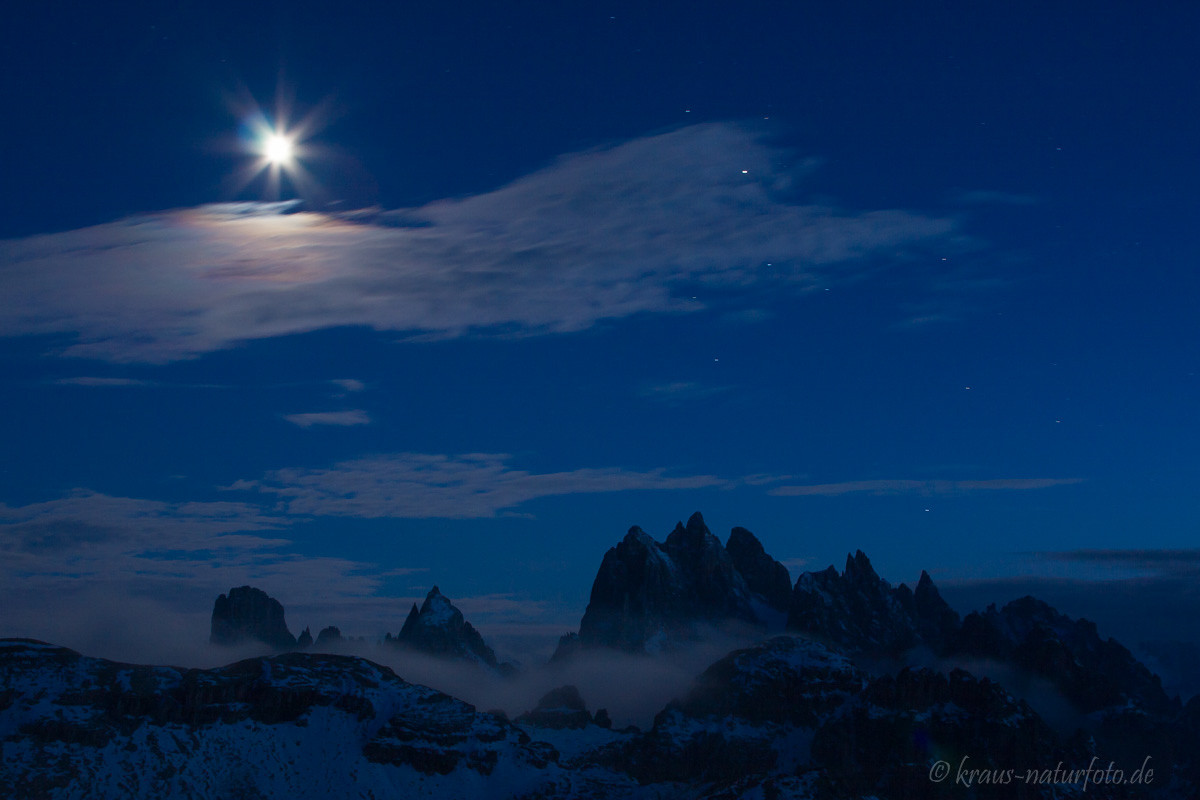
[2,1,1198,663]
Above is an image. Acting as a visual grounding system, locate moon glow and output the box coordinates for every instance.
[264,133,294,165]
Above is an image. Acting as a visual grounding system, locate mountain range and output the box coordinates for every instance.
[3,511,1196,798]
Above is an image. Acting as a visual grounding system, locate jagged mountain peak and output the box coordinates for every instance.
[843,549,880,585]
[787,552,956,655]
[398,602,420,637]
[390,586,509,673]
[951,594,1174,715]
[417,586,462,626]
[296,626,313,649]
[726,525,769,555]
[726,525,792,613]
[574,513,766,654]
[620,525,658,548]
[664,510,720,554]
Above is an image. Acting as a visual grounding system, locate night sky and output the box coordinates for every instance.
[2,1,1198,664]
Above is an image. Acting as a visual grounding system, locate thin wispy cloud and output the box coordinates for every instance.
[638,381,731,403]
[283,409,372,428]
[0,124,958,363]
[768,477,1084,497]
[1032,548,1200,572]
[53,376,155,387]
[232,452,727,519]
[953,189,1041,206]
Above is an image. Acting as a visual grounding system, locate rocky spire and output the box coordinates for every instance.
[787,553,920,654]
[726,526,792,612]
[910,570,960,652]
[210,586,296,650]
[296,627,313,649]
[392,586,508,671]
[574,513,760,654]
[399,603,421,638]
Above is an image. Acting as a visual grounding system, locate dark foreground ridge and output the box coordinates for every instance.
[3,634,1197,798]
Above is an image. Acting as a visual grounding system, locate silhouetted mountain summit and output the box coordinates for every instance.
[950,595,1175,715]
[785,550,960,656]
[568,512,785,654]
[726,525,792,613]
[387,586,511,673]
[209,586,296,650]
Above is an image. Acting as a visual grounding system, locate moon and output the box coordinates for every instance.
[264,133,294,165]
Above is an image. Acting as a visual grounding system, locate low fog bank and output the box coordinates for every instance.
[1,588,765,728]
[290,626,764,729]
[1,584,260,669]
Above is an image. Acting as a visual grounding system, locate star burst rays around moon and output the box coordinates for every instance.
[224,87,333,201]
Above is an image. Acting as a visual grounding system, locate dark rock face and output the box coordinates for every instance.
[390,587,507,671]
[209,586,296,650]
[671,635,864,727]
[786,551,924,655]
[812,667,1068,800]
[949,595,1175,715]
[574,512,762,653]
[725,526,792,612]
[610,635,862,787]
[363,693,525,776]
[516,685,595,730]
[910,569,962,653]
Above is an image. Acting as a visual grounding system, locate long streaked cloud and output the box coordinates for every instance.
[637,380,731,404]
[52,376,155,387]
[768,477,1083,497]
[1032,548,1200,571]
[283,409,372,428]
[232,452,726,519]
[0,123,957,363]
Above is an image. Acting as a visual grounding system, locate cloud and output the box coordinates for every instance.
[330,378,365,393]
[0,123,958,363]
[53,376,155,387]
[638,381,730,403]
[283,409,372,428]
[953,189,1041,206]
[234,452,727,519]
[1031,548,1200,571]
[768,477,1083,497]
